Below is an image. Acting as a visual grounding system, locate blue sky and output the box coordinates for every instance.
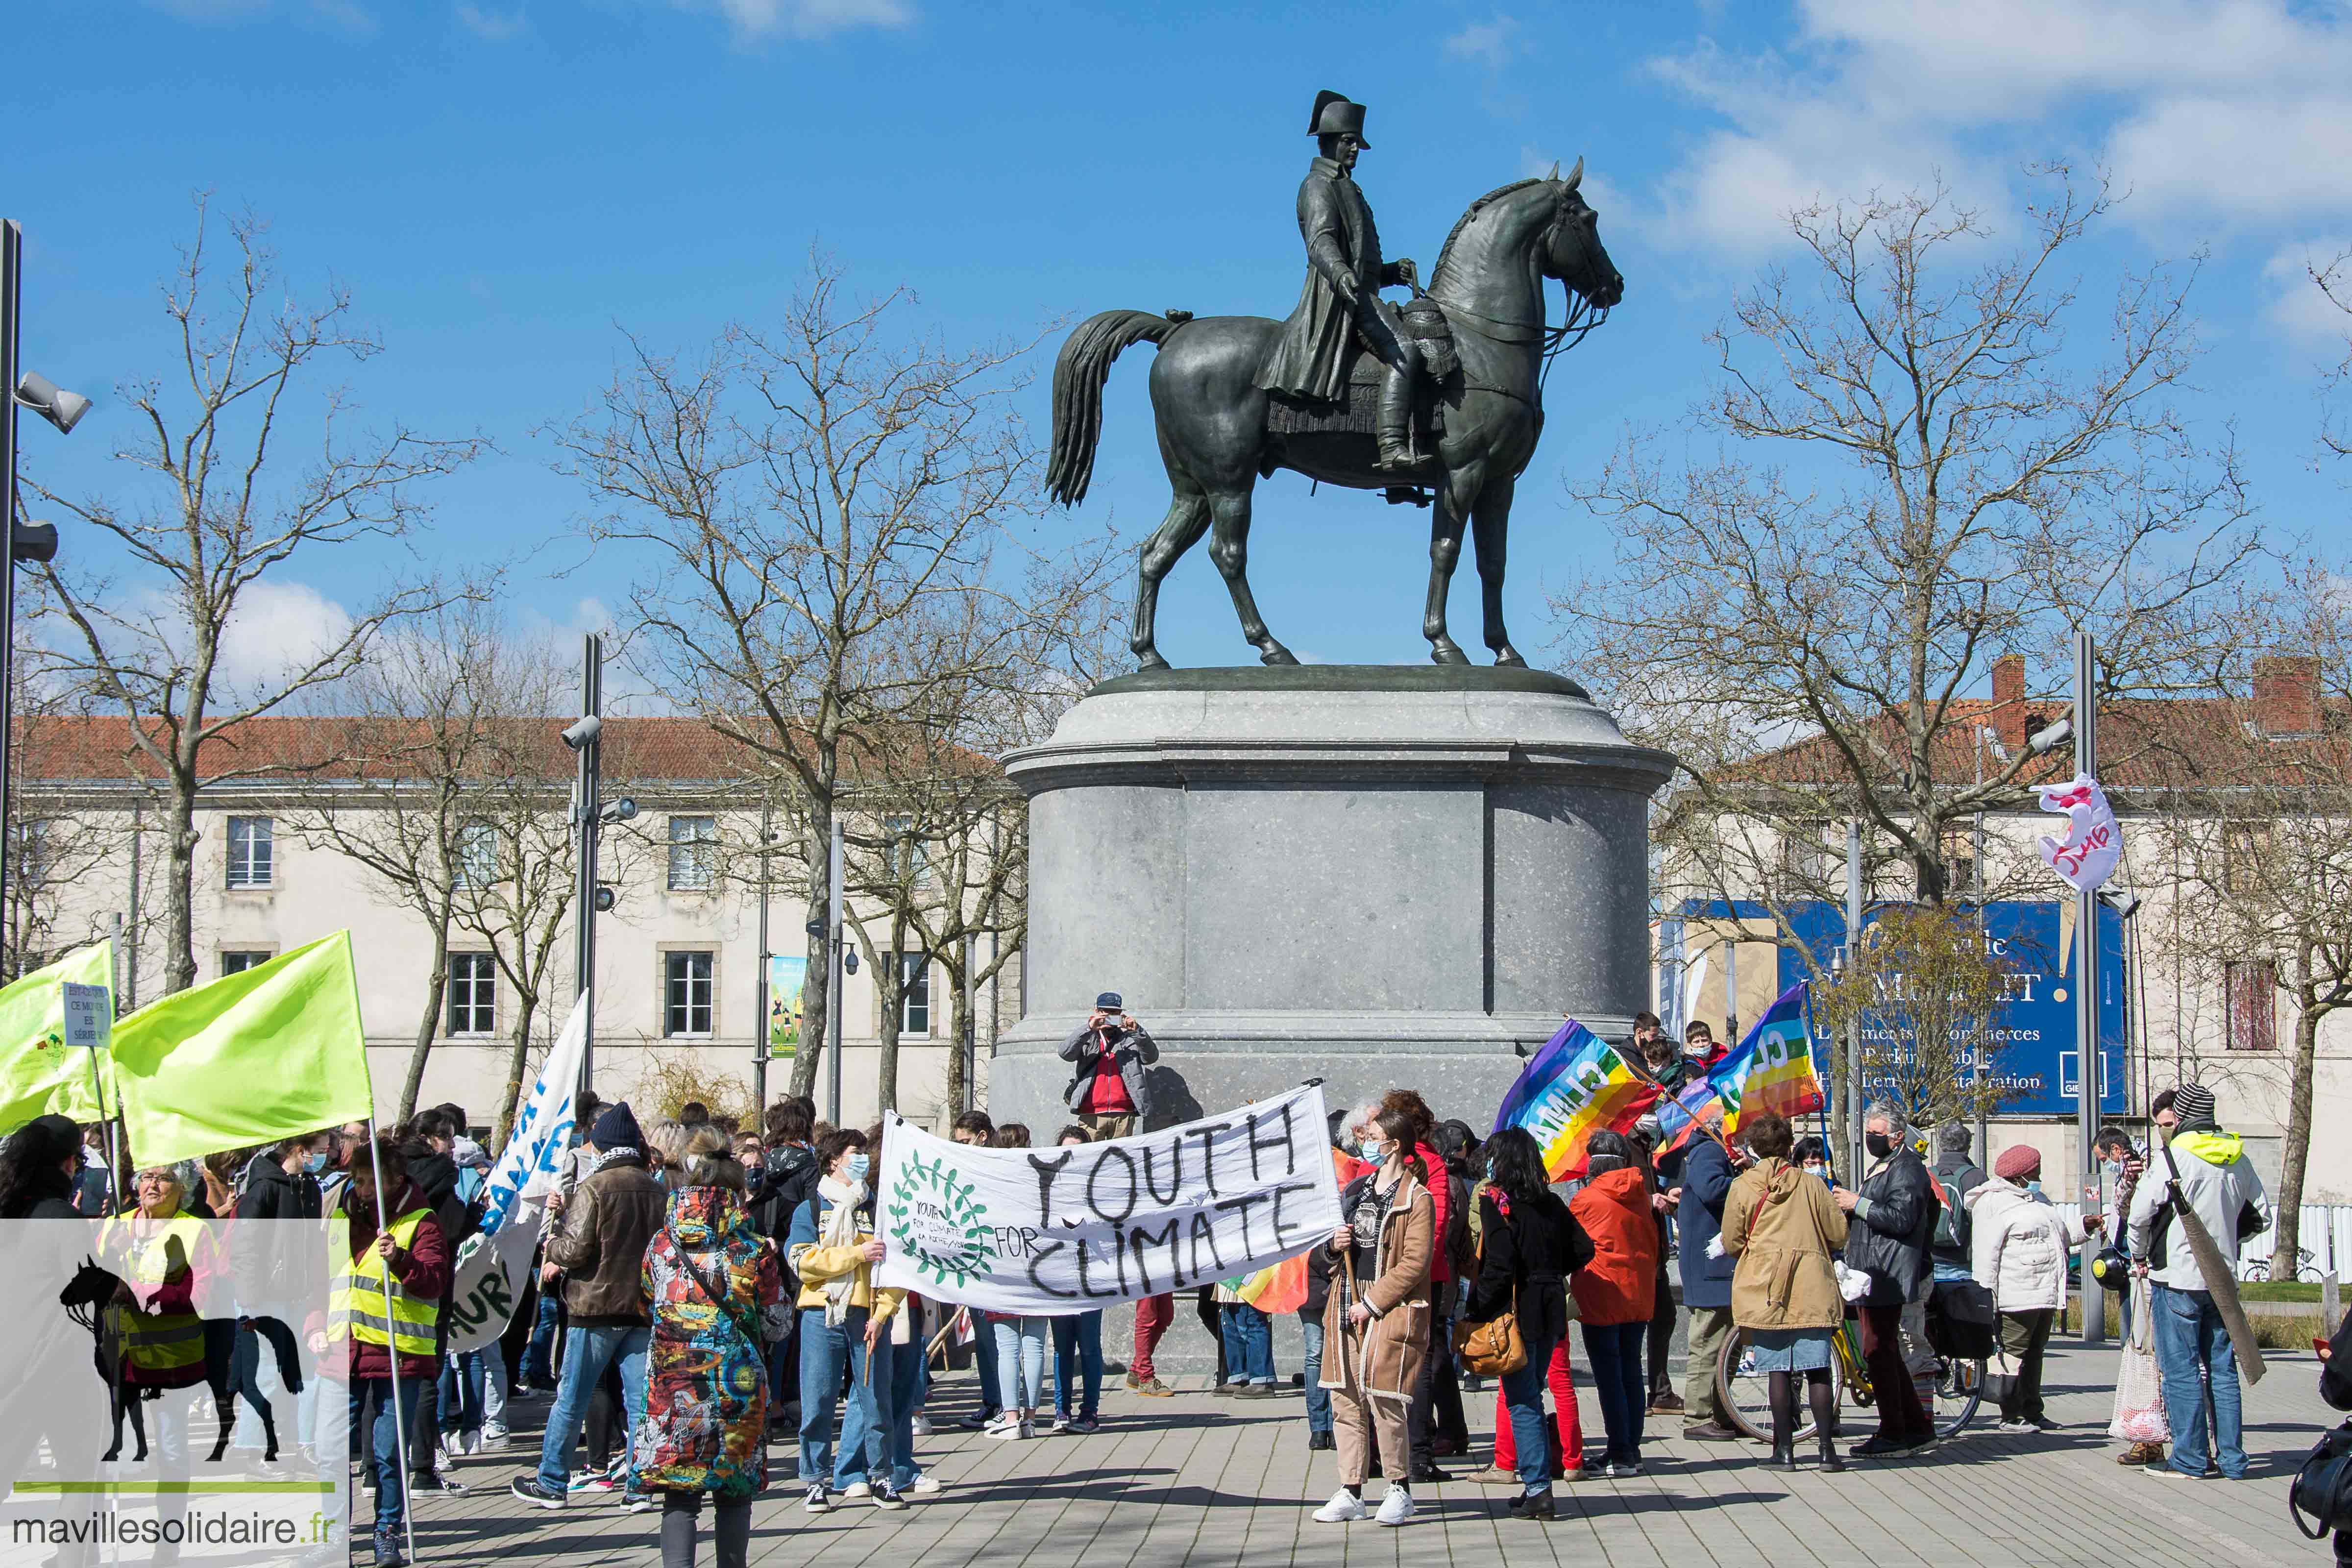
[13,0,2352,691]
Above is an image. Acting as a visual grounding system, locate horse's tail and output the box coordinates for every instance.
[1048,309,1177,507]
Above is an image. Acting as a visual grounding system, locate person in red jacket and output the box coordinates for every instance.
[337,1137,449,1567]
[1569,1131,1658,1477]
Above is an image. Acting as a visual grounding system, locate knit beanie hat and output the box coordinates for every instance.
[591,1100,644,1151]
[1992,1145,2042,1182]
[2171,1082,2216,1130]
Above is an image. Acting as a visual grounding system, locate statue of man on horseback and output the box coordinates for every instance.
[1255,91,1425,472]
[1046,94,1623,669]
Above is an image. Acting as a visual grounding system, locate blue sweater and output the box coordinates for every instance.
[1675,1137,1738,1311]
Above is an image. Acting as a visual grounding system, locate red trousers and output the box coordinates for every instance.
[1493,1337,1583,1473]
[1131,1293,1175,1381]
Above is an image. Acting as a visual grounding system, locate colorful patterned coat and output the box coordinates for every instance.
[634,1185,783,1499]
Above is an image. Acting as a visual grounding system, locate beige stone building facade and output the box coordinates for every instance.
[13,716,1021,1140]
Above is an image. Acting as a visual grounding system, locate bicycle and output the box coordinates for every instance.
[1715,1315,1984,1443]
[2237,1247,2325,1284]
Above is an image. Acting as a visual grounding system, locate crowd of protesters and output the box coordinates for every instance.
[0,990,2300,1562]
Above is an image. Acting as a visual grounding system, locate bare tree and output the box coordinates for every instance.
[2144,560,2352,1280]
[24,200,482,995]
[553,257,1105,1106]
[1809,904,2020,1132]
[1557,172,2256,931]
[281,590,545,1124]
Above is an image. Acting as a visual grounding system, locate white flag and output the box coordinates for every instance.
[447,992,588,1353]
[2034,774,2122,892]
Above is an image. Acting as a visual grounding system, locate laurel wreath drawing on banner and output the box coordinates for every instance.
[886,1152,992,1290]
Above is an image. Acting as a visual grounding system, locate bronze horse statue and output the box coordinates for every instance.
[1047,163,1621,668]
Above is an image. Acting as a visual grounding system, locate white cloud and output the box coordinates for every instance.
[2263,239,2352,343]
[1647,0,2352,254]
[671,0,911,40]
[1446,15,1522,69]
[213,580,358,697]
[455,2,526,39]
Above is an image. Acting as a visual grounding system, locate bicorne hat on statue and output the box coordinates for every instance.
[1308,90,1369,147]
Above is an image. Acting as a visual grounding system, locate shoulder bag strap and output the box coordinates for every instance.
[672,1231,761,1349]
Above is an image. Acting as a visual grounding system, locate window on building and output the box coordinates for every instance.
[665,951,715,1037]
[453,821,500,889]
[220,951,272,976]
[667,816,718,892]
[896,951,931,1036]
[447,952,495,1036]
[226,816,274,888]
[2225,960,2277,1051]
[1776,821,1835,888]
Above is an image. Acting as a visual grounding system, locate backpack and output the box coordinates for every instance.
[1927,1163,1976,1257]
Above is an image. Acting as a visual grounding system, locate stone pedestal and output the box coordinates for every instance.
[990,665,1674,1135]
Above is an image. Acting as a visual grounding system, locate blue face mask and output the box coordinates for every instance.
[303,1151,330,1176]
[845,1153,871,1182]
[2024,1179,2043,1196]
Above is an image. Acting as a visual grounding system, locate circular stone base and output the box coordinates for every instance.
[988,664,1673,1133]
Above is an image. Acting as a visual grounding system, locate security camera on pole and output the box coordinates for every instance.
[0,221,89,931]
[562,633,634,1097]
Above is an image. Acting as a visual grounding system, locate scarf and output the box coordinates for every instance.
[817,1174,867,1326]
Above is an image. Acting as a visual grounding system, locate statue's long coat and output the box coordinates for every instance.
[1256,157,1406,402]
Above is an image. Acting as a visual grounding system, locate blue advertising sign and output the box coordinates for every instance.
[1680,900,2127,1118]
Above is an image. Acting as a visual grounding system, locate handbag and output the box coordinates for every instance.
[1452,1190,1527,1376]
[2291,1421,2352,1541]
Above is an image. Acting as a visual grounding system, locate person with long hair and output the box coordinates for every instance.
[1467,1127,1593,1519]
[0,1114,85,1219]
[636,1124,782,1568]
[1312,1107,1435,1528]
[985,1125,1050,1439]
[1721,1111,1849,1471]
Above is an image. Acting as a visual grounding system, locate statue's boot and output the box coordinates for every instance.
[1374,366,1418,470]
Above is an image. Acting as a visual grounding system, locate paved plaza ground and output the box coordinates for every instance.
[408,1342,2336,1567]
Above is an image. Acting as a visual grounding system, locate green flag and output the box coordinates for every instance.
[111,931,374,1167]
[0,942,117,1134]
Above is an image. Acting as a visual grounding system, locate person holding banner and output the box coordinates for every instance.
[1313,1108,1436,1528]
[786,1126,907,1513]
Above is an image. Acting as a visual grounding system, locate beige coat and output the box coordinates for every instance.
[1722,1157,1849,1332]
[1319,1167,1434,1403]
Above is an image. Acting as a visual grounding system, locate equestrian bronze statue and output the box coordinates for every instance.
[1047,91,1622,669]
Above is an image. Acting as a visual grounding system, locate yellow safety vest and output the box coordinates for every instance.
[110,1213,209,1378]
[333,1208,439,1359]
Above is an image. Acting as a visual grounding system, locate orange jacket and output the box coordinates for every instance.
[1568,1167,1659,1325]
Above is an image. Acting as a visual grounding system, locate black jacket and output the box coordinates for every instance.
[235,1158,323,1222]
[1467,1188,1595,1349]
[750,1145,818,1241]
[2323,1311,2352,1411]
[1846,1147,1936,1306]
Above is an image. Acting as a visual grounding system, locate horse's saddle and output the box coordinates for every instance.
[1264,351,1446,441]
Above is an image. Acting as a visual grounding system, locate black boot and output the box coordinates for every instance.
[1766,1436,1796,1470]
[1373,366,1417,470]
[1816,1433,1846,1473]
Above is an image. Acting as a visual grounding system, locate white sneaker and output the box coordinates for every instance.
[1375,1488,1415,1527]
[1313,1489,1367,1523]
[908,1473,941,1495]
[986,1419,1029,1442]
[1049,1416,1073,1435]
[432,1444,457,1476]
[477,1429,511,1454]
[840,1480,872,1499]
[911,1415,933,1436]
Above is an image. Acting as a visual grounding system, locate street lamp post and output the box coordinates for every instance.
[0,221,87,950]
[561,633,633,1099]
[2073,628,2107,1346]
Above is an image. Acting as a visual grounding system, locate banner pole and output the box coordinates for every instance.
[365,1120,419,1564]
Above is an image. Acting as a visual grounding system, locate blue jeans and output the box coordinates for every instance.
[975,1312,1004,1416]
[535,1323,649,1493]
[349,1376,424,1536]
[1051,1312,1104,1421]
[1583,1322,1646,1465]
[1219,1302,1274,1385]
[2152,1285,2246,1478]
[1300,1314,1331,1435]
[994,1317,1048,1409]
[439,1349,485,1437]
[521,1290,561,1387]
[798,1306,888,1489]
[1501,1328,1561,1494]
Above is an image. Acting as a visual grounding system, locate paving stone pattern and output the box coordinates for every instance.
[411,1345,2334,1567]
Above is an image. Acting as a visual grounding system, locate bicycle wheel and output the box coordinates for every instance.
[1715,1326,1845,1442]
[1932,1355,1985,1438]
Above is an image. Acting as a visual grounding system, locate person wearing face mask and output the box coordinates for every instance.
[1831,1102,1939,1457]
[785,1127,906,1513]
[1792,1137,1833,1186]
[1964,1145,2099,1433]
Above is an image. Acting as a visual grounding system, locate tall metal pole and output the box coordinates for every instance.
[753,795,771,1117]
[1974,726,1990,1166]
[827,817,844,1126]
[1845,819,1865,1178]
[2075,628,2106,1344]
[0,222,25,932]
[1723,932,1740,1046]
[573,633,602,1098]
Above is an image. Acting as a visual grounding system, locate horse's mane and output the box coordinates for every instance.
[1434,177,1552,275]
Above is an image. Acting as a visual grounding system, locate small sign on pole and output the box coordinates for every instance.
[62,980,109,1051]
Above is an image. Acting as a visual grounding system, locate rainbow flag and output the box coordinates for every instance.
[1492,1020,1662,1180]
[1711,981,1824,1133]
[1651,1070,1725,1156]
[1232,1252,1309,1315]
